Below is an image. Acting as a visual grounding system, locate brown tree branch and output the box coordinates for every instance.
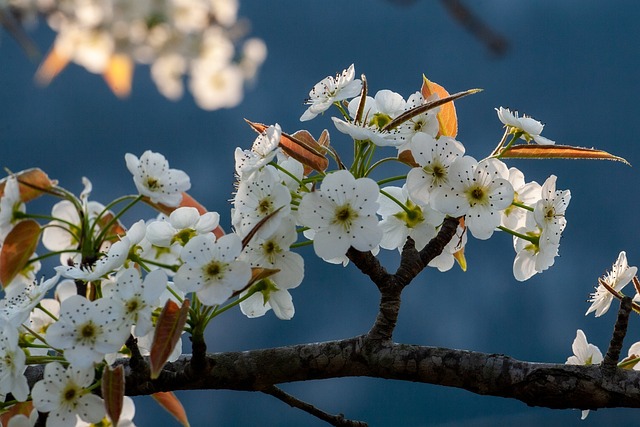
[603,296,633,371]
[25,338,640,414]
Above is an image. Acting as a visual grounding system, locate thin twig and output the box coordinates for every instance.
[440,0,509,55]
[603,296,633,370]
[262,385,368,427]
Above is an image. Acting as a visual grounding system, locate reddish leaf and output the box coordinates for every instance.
[499,145,630,165]
[397,150,418,167]
[145,193,225,239]
[103,54,133,98]
[150,299,190,379]
[421,75,458,137]
[247,120,329,173]
[152,392,190,427]
[0,168,57,202]
[0,220,40,287]
[102,365,125,427]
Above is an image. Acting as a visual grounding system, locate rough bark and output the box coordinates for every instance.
[24,339,640,411]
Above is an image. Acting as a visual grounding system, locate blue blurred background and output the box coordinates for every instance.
[1,1,639,425]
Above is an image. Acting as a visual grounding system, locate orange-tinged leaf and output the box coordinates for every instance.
[152,392,190,427]
[145,193,225,239]
[103,54,133,98]
[102,365,125,427]
[421,75,458,137]
[0,220,41,287]
[453,246,467,272]
[0,402,34,426]
[247,120,329,173]
[150,299,190,379]
[35,46,70,86]
[499,145,630,165]
[0,168,57,202]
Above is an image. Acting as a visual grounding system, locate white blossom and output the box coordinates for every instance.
[32,362,105,427]
[125,151,191,207]
[298,170,382,260]
[300,64,362,121]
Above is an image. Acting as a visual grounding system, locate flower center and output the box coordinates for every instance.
[465,185,488,206]
[173,228,196,246]
[145,177,161,190]
[63,386,78,403]
[258,197,274,214]
[126,298,141,314]
[370,113,392,129]
[203,261,225,280]
[79,321,98,341]
[394,200,424,229]
[333,204,358,230]
[423,161,448,187]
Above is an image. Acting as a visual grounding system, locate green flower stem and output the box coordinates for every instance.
[27,249,81,266]
[133,256,179,273]
[335,101,350,120]
[271,162,309,192]
[379,189,412,216]
[51,186,83,211]
[498,225,539,244]
[511,201,534,212]
[207,287,259,322]
[40,223,81,244]
[22,325,60,353]
[490,128,510,157]
[494,132,523,158]
[377,175,408,186]
[291,240,313,249]
[165,286,184,305]
[365,157,405,177]
[36,302,58,322]
[14,211,71,226]
[25,355,65,365]
[362,142,377,175]
[86,379,101,393]
[93,194,143,244]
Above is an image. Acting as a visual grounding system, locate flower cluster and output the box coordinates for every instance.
[0,64,600,426]
[286,65,568,279]
[8,0,266,110]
